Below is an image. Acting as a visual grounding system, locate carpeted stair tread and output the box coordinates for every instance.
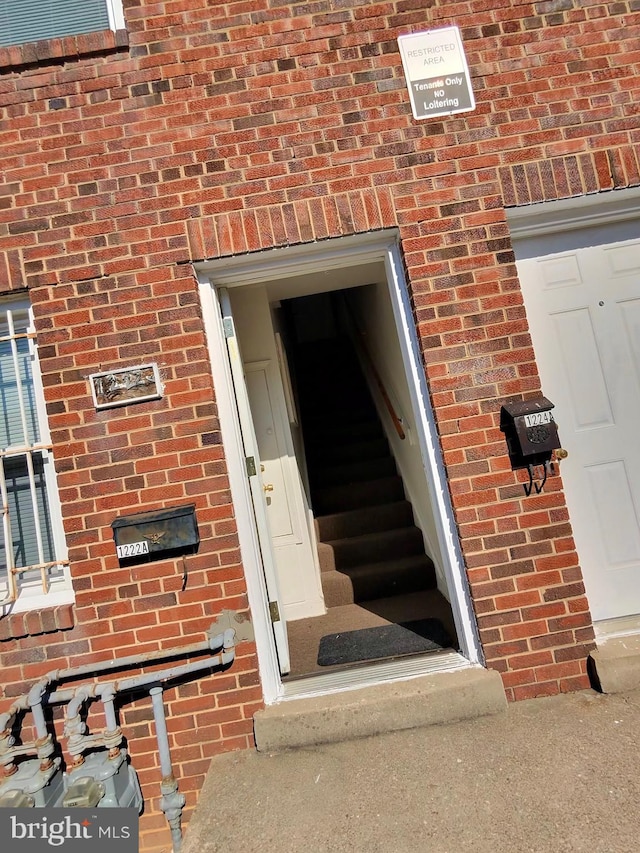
[295,333,439,615]
[312,475,405,515]
[320,526,426,570]
[302,419,383,444]
[315,500,414,540]
[320,554,437,607]
[307,436,391,466]
[310,455,397,488]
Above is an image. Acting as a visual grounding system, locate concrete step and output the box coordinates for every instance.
[589,635,640,693]
[253,666,508,752]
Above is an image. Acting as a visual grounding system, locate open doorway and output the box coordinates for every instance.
[273,287,458,678]
[199,233,480,700]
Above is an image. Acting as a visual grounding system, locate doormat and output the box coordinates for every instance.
[317,619,453,667]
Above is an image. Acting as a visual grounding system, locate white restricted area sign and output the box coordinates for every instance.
[398,27,475,120]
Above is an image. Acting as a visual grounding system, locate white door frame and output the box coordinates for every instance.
[217,288,291,674]
[197,230,482,704]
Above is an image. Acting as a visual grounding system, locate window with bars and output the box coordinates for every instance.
[0,0,125,48]
[0,300,71,612]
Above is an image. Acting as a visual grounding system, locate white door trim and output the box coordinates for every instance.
[197,230,482,703]
[217,289,291,673]
[508,187,640,258]
[383,242,482,662]
[199,282,284,701]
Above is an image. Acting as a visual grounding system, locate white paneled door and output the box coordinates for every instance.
[517,238,640,622]
[218,288,291,674]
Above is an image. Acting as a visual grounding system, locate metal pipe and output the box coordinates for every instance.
[114,642,235,694]
[26,681,50,741]
[150,686,173,781]
[99,687,123,755]
[1,622,236,850]
[26,680,55,770]
[150,685,185,853]
[47,636,235,707]
[57,633,224,684]
[60,683,125,764]
[63,685,94,764]
[54,632,236,779]
[0,695,31,772]
[20,627,227,715]
[0,697,29,735]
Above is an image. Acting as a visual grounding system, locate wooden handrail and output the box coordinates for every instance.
[343,300,405,440]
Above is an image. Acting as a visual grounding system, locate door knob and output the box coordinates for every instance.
[263,483,274,492]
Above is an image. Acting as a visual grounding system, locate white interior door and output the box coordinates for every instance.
[218,289,291,674]
[228,286,325,621]
[517,238,640,622]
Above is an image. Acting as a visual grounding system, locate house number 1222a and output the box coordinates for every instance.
[116,541,150,559]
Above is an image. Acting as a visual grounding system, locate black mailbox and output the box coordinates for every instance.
[500,396,561,470]
[112,504,199,564]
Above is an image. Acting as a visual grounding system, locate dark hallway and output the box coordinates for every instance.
[281,293,457,678]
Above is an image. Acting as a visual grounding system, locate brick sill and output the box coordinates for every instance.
[0,603,74,641]
[0,29,129,71]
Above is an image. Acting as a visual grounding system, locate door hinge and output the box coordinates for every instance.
[245,456,256,477]
[269,601,281,623]
[223,317,234,338]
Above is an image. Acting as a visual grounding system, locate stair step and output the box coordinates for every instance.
[313,475,405,514]
[321,526,426,571]
[302,417,383,444]
[296,336,437,611]
[315,500,414,541]
[301,400,377,429]
[294,340,358,367]
[321,555,437,607]
[311,456,397,488]
[308,436,390,466]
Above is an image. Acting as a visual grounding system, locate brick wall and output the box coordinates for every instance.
[1,0,639,848]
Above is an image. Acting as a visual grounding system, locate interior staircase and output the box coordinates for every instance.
[296,336,439,614]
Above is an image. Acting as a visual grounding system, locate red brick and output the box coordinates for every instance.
[2,4,635,847]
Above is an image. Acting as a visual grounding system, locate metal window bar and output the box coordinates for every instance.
[0,308,67,604]
[0,452,16,603]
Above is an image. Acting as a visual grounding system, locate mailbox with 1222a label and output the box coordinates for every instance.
[111,504,199,565]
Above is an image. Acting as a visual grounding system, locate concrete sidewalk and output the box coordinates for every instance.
[182,687,640,853]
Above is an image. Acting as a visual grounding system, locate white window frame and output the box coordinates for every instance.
[0,298,72,615]
[0,1,125,49]
[105,0,125,32]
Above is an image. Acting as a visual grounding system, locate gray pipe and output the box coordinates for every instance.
[26,680,55,770]
[4,623,236,851]
[16,626,227,726]
[0,696,33,773]
[151,685,185,853]
[57,636,236,762]
[17,629,225,771]
[51,630,226,681]
[42,628,233,707]
[0,695,30,735]
[47,637,235,709]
